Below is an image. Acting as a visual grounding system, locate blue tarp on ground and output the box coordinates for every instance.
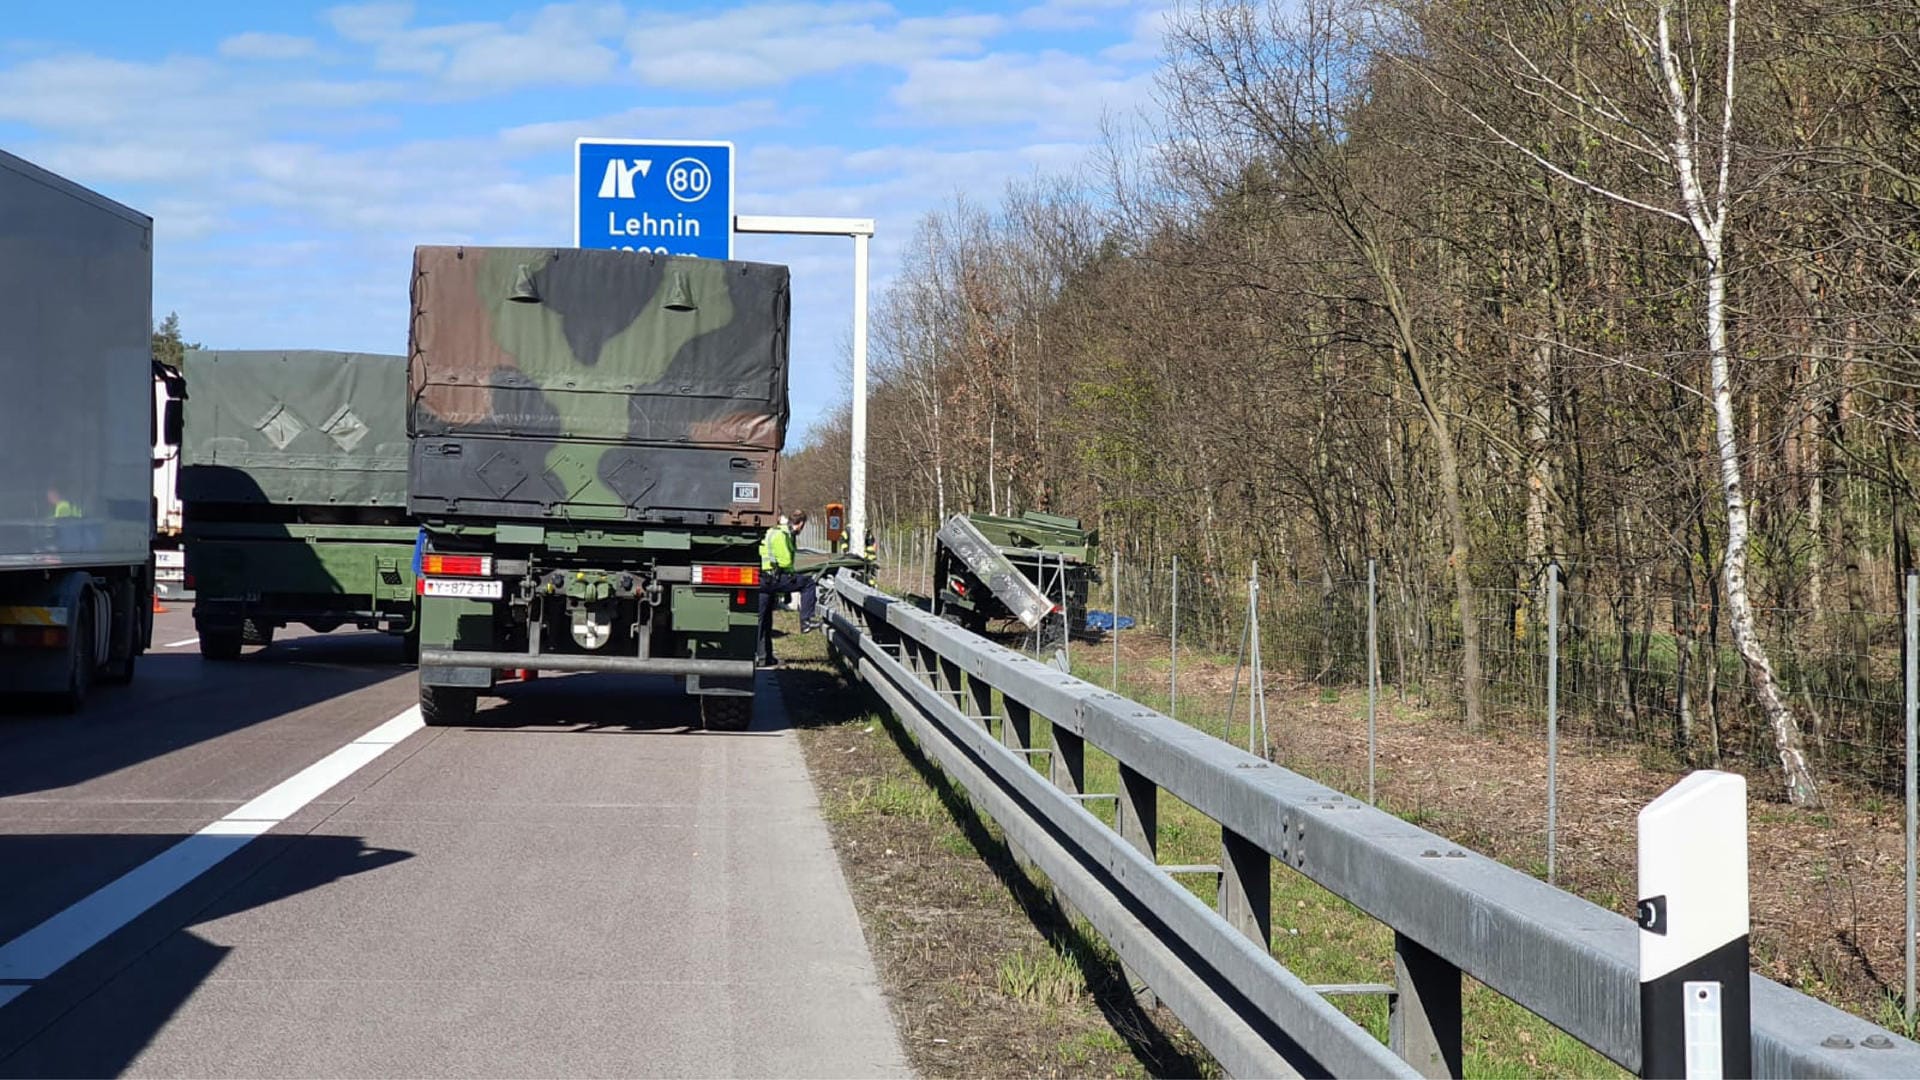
[1084,610,1135,631]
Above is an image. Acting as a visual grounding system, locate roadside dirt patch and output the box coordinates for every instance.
[772,620,1215,1077]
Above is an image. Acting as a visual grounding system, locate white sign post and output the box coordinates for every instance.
[734,215,875,554]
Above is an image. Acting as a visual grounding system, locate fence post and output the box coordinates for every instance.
[1059,552,1071,667]
[1250,561,1267,758]
[1228,598,1250,746]
[1170,555,1180,722]
[1907,570,1916,1027]
[1548,561,1561,887]
[1112,548,1121,691]
[1369,557,1379,806]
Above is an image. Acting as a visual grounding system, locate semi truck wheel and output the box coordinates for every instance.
[57,603,95,713]
[201,627,242,661]
[100,584,138,684]
[700,694,753,732]
[420,682,477,727]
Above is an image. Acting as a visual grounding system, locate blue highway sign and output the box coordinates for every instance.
[575,138,733,258]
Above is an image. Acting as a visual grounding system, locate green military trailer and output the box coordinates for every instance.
[180,350,419,661]
[406,246,787,730]
[932,510,1097,646]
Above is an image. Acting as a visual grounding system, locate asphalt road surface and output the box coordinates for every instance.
[0,607,907,1078]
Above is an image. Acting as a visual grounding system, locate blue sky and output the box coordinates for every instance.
[0,0,1168,438]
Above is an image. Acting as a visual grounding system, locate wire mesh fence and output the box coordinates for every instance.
[1100,552,1911,791]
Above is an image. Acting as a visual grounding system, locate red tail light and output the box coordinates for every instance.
[692,565,759,586]
[422,554,492,576]
[184,573,196,589]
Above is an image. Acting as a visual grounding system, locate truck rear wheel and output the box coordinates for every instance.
[100,585,138,684]
[421,682,477,727]
[700,694,753,732]
[201,627,242,661]
[57,603,95,713]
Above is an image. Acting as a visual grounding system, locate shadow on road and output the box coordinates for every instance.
[0,633,407,799]
[0,831,411,1078]
[464,670,790,736]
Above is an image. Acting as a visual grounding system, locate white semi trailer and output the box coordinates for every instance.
[0,149,156,708]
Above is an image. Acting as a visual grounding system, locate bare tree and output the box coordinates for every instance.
[1407,0,1819,802]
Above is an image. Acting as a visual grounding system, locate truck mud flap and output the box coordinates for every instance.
[687,673,754,697]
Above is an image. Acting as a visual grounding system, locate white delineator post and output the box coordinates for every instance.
[1637,770,1751,1079]
[733,215,876,552]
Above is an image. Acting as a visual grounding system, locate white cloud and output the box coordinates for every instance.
[326,1,626,90]
[627,3,1000,89]
[497,100,790,157]
[1015,0,1139,31]
[890,51,1151,135]
[218,32,319,60]
[1101,5,1172,62]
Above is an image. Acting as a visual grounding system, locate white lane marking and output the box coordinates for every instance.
[162,637,199,648]
[0,705,425,993]
[224,743,392,823]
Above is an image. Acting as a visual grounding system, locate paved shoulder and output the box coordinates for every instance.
[2,670,909,1079]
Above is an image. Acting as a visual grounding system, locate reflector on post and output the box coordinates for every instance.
[1638,770,1750,1079]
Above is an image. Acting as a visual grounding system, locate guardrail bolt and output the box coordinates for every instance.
[1421,849,1441,858]
[1822,1036,1855,1050]
[1864,1035,1894,1049]
[1445,849,1466,858]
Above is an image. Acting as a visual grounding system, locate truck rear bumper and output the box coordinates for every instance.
[417,648,754,679]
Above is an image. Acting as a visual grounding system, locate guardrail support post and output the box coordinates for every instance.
[1391,932,1463,1078]
[1003,699,1033,758]
[1116,764,1157,857]
[1116,762,1159,1007]
[1218,828,1271,950]
[966,671,993,728]
[1051,727,1085,797]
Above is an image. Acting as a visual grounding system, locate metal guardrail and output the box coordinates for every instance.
[825,570,1920,1078]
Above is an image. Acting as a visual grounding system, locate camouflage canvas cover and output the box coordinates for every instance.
[407,245,789,526]
[179,350,410,507]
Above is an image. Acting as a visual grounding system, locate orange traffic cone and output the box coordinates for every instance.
[153,593,166,614]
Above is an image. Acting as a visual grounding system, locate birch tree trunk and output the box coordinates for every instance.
[1652,0,1819,804]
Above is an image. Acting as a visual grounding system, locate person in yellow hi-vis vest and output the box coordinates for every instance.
[757,510,818,668]
[46,488,82,518]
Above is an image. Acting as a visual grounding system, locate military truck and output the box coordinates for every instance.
[0,150,155,709]
[933,510,1096,646]
[407,246,786,730]
[180,350,418,660]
